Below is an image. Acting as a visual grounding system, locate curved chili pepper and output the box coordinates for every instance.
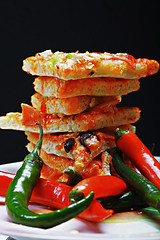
[5,123,94,229]
[69,175,127,201]
[100,190,147,212]
[112,148,160,212]
[69,175,127,221]
[1,170,145,214]
[0,170,72,208]
[1,170,111,222]
[115,128,160,189]
[0,171,15,196]
[78,199,113,222]
[69,191,113,222]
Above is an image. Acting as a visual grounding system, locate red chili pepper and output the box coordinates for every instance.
[0,171,112,222]
[69,175,127,221]
[0,170,71,209]
[0,171,15,196]
[70,175,127,199]
[115,128,160,189]
[78,199,113,222]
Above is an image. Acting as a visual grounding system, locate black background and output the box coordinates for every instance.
[0,0,159,165]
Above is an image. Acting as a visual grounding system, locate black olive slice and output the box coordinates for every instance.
[64,138,75,153]
[79,131,100,154]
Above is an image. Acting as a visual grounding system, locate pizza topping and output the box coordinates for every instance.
[79,131,100,154]
[64,138,75,153]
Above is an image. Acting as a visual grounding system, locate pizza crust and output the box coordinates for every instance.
[0,105,140,133]
[22,50,159,80]
[33,77,140,98]
[31,93,120,115]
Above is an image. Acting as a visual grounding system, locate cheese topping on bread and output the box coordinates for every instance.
[22,50,159,80]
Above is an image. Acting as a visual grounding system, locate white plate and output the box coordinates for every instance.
[0,159,160,240]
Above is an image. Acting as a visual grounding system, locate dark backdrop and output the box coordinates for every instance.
[0,1,159,165]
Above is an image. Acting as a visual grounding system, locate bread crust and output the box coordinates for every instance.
[25,130,115,160]
[34,77,140,98]
[22,50,159,80]
[26,142,74,181]
[31,93,119,115]
[0,104,140,133]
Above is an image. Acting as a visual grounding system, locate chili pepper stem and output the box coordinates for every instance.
[115,128,128,142]
[69,189,85,203]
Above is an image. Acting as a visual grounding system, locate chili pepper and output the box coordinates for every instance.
[78,199,113,222]
[0,170,72,208]
[99,190,147,212]
[115,128,160,189]
[69,175,127,222]
[69,175,127,201]
[1,170,112,222]
[1,170,110,222]
[69,190,113,222]
[112,148,160,212]
[5,123,94,229]
[31,177,72,209]
[0,171,15,196]
[1,170,113,223]
[142,207,160,224]
[1,169,104,222]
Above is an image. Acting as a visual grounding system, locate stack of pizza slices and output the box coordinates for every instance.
[0,50,159,181]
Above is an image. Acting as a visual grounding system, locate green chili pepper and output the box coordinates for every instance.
[142,207,160,225]
[99,191,147,212]
[6,123,94,229]
[112,148,160,212]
